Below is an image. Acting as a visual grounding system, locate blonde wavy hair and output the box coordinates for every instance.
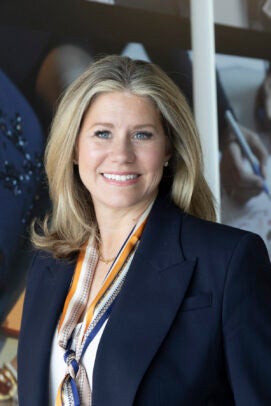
[32,54,216,258]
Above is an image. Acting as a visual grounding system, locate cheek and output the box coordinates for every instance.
[78,143,101,168]
[143,147,167,171]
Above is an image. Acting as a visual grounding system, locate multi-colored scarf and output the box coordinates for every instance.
[55,205,152,405]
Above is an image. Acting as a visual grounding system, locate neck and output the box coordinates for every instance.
[96,214,139,261]
[94,201,154,260]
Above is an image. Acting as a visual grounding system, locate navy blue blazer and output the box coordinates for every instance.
[18,194,271,405]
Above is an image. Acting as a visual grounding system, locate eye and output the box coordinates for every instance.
[94,130,111,139]
[133,131,153,140]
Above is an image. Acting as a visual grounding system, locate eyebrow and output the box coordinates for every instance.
[87,122,114,129]
[132,124,158,130]
[87,123,158,130]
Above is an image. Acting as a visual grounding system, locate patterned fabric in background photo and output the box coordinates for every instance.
[0,66,44,405]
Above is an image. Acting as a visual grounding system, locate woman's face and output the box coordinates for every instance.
[76,91,171,215]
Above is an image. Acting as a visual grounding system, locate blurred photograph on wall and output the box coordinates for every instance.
[217,53,271,257]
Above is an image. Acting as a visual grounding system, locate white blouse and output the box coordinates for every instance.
[49,320,108,405]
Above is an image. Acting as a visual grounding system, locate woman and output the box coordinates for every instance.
[18,55,271,405]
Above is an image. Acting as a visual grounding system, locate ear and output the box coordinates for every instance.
[164,138,172,162]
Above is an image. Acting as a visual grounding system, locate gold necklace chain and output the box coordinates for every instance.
[98,245,116,264]
[99,253,116,264]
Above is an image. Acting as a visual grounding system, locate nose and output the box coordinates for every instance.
[109,137,135,163]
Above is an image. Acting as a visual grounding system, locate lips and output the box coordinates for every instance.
[102,173,140,182]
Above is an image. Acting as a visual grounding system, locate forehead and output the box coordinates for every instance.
[84,91,159,119]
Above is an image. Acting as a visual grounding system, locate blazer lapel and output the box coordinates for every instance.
[92,195,197,406]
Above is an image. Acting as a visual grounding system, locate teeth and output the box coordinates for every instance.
[103,174,138,181]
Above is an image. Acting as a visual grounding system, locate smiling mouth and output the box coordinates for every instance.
[102,173,140,181]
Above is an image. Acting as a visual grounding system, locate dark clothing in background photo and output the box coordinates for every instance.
[0,69,45,321]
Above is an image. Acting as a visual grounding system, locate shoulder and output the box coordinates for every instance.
[22,249,76,316]
[183,211,258,240]
[181,212,269,267]
[28,249,57,270]
[30,248,77,266]
[148,194,269,269]
[182,211,248,242]
[151,193,267,256]
[26,248,76,285]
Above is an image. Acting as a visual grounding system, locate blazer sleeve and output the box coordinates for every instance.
[222,232,271,405]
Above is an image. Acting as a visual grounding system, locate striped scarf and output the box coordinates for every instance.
[55,205,152,405]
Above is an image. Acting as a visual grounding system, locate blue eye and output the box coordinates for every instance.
[94,130,111,139]
[134,131,153,140]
